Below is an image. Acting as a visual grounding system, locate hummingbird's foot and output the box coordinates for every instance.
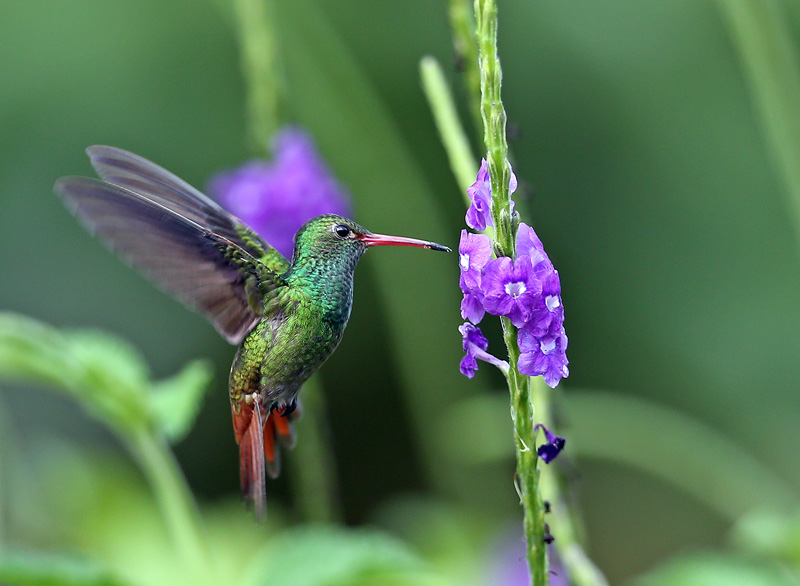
[275,398,298,417]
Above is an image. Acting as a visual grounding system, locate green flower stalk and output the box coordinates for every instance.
[424,1,608,584]
[716,0,800,254]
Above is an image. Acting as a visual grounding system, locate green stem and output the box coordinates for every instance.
[472,2,607,584]
[447,0,483,135]
[420,55,499,242]
[288,377,341,524]
[717,0,800,254]
[234,0,283,154]
[475,0,514,257]
[474,0,542,582]
[501,318,546,586]
[532,379,608,586]
[127,428,217,586]
[419,56,478,197]
[0,399,7,549]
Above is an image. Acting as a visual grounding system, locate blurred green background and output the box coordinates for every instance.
[2,0,800,584]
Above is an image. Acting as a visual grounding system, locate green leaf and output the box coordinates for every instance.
[0,550,133,586]
[630,552,800,586]
[732,509,800,565]
[62,329,151,430]
[245,526,435,586]
[150,359,214,443]
[0,313,82,392]
[0,313,152,432]
[564,389,797,521]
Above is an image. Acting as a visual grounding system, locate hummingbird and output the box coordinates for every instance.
[55,146,450,516]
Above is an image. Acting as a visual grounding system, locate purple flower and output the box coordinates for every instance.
[459,230,492,323]
[461,293,486,325]
[481,256,542,328]
[534,423,566,463]
[525,270,564,338]
[459,230,492,291]
[516,222,553,275]
[459,323,508,378]
[466,159,518,231]
[518,326,569,388]
[209,127,351,259]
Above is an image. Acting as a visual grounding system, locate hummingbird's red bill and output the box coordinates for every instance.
[357,232,451,252]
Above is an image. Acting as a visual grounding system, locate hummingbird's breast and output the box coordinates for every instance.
[229,278,353,408]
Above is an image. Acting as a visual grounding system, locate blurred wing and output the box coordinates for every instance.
[55,176,286,345]
[85,145,290,275]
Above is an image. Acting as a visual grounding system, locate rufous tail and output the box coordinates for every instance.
[231,399,301,518]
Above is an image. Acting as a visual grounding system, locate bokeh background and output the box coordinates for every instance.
[2,1,800,585]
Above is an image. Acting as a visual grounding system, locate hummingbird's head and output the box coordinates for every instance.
[291,214,450,269]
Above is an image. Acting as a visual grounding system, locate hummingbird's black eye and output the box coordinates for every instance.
[334,224,351,239]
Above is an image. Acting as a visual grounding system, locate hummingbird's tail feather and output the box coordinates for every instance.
[233,400,267,519]
[232,399,301,517]
[263,414,280,479]
[262,403,300,477]
[271,403,300,449]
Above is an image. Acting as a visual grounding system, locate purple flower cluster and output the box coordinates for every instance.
[459,160,569,388]
[209,127,351,259]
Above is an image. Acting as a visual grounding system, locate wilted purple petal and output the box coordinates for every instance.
[460,353,479,378]
[208,126,351,259]
[460,322,489,352]
[458,323,508,377]
[534,423,566,463]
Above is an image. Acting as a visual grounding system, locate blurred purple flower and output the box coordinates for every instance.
[209,127,351,259]
[485,529,572,586]
[534,423,566,464]
[459,322,508,378]
[481,256,542,328]
[518,325,569,388]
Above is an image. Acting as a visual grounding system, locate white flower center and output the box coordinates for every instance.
[540,338,556,355]
[505,281,526,298]
[545,295,560,312]
[459,253,470,271]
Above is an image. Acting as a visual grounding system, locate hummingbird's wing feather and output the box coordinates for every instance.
[85,145,291,275]
[55,176,286,345]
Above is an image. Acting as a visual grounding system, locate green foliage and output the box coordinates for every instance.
[0,550,132,586]
[732,510,800,567]
[3,0,800,584]
[246,526,436,586]
[630,553,800,586]
[0,312,212,440]
[150,360,215,443]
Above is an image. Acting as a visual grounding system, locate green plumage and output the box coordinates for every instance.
[229,214,366,410]
[54,146,449,516]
